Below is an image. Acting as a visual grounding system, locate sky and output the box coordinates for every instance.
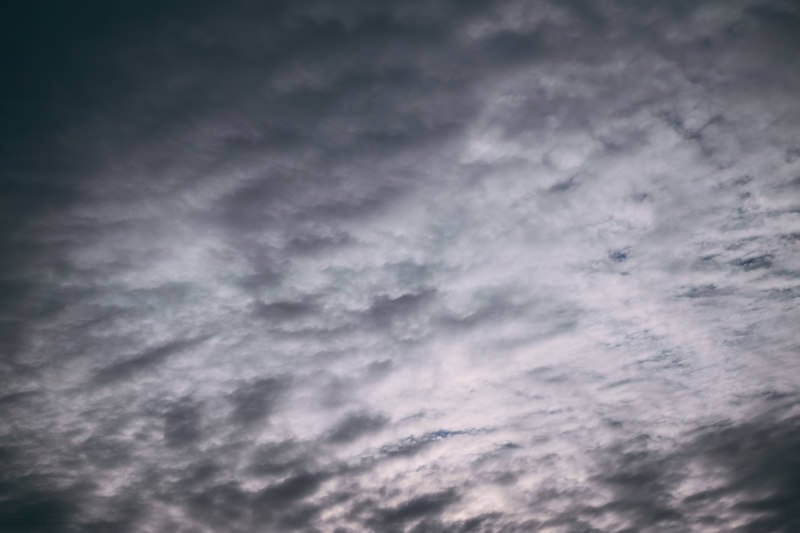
[2,1,800,532]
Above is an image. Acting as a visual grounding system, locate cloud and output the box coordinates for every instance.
[0,479,78,533]
[92,336,210,386]
[163,399,204,448]
[553,396,800,531]
[229,377,292,426]
[366,489,460,531]
[326,411,389,444]
[2,0,800,531]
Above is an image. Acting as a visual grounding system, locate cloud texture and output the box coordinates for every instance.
[2,1,800,531]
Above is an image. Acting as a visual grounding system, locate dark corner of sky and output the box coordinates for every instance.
[2,1,800,531]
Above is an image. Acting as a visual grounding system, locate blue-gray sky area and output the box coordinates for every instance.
[2,1,800,531]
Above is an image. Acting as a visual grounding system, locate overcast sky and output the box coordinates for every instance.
[2,1,800,532]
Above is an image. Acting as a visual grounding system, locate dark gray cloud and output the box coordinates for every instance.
[0,476,77,533]
[163,399,204,448]
[367,489,460,531]
[326,411,389,444]
[92,336,210,386]
[542,395,800,532]
[2,0,800,531]
[230,377,291,426]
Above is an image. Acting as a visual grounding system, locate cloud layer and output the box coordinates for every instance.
[2,1,800,531]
